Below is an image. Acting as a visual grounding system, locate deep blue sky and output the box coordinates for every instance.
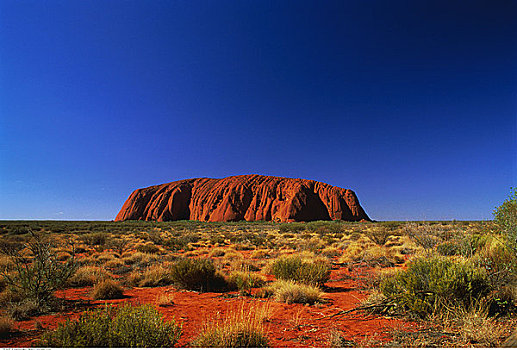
[1,0,515,221]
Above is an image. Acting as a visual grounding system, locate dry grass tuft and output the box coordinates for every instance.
[265,280,323,305]
[155,292,174,307]
[191,302,270,347]
[68,266,112,287]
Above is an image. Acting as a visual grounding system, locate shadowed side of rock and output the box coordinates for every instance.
[115,174,371,222]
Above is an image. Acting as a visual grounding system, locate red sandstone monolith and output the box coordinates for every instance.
[115,175,370,222]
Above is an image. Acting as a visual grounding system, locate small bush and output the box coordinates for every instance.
[37,304,181,347]
[269,254,330,286]
[0,234,77,307]
[170,258,229,292]
[266,280,323,304]
[191,303,269,347]
[380,256,491,318]
[91,279,124,300]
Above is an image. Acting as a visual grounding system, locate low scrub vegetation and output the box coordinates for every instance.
[37,304,181,347]
[380,256,491,318]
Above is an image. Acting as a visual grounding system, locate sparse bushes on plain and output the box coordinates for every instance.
[170,258,229,292]
[37,304,182,347]
[91,279,124,300]
[268,254,331,286]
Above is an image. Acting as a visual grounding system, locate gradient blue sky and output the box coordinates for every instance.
[1,0,516,221]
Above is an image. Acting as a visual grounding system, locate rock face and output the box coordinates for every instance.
[115,175,370,223]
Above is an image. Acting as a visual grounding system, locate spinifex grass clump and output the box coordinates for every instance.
[37,304,182,347]
[170,257,229,292]
[269,254,331,286]
[227,270,265,292]
[381,256,491,318]
[191,302,269,347]
[266,280,323,304]
[90,279,124,300]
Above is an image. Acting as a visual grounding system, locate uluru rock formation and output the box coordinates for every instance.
[115,175,370,223]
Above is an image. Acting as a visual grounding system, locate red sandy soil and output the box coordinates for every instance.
[0,264,419,348]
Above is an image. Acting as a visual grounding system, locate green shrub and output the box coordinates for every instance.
[37,304,181,347]
[269,254,331,286]
[266,280,323,304]
[381,256,491,318]
[91,279,124,300]
[494,188,517,257]
[170,258,229,292]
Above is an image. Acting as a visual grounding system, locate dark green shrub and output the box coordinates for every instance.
[270,254,331,286]
[37,304,181,347]
[381,256,491,318]
[170,258,229,292]
[91,279,124,300]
